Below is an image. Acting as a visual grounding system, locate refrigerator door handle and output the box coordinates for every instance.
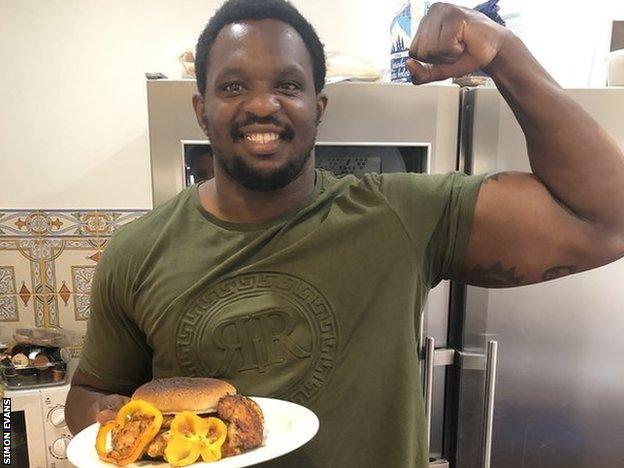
[481,340,499,468]
[424,343,499,468]
[423,336,436,448]
[423,341,459,449]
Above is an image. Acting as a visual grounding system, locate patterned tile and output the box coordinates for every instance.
[33,294,58,328]
[0,210,147,237]
[0,266,16,294]
[0,209,148,339]
[71,266,95,295]
[96,211,146,235]
[0,267,18,321]
[0,211,93,237]
[0,295,18,321]
[73,294,91,321]
[0,300,38,342]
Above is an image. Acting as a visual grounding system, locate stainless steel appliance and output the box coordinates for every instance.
[146,79,624,467]
[146,80,461,205]
[446,87,624,468]
[4,383,72,468]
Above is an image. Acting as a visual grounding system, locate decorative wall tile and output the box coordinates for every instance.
[96,212,146,235]
[0,295,18,321]
[71,266,95,295]
[0,209,149,347]
[34,294,57,328]
[0,266,19,321]
[74,294,91,321]
[0,267,16,295]
[0,210,147,238]
[0,289,39,335]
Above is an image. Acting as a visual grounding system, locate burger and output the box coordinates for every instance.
[95,377,264,466]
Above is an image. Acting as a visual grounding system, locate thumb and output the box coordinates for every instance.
[407,57,478,85]
[90,394,130,425]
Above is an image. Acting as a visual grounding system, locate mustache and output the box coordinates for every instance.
[230,116,295,141]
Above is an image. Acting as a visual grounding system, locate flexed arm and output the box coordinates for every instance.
[408,3,624,287]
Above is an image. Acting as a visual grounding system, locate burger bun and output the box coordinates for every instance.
[132,377,237,415]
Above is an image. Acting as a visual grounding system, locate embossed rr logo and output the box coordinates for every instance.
[211,308,311,375]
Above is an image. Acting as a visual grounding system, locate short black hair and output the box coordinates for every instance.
[195,0,326,95]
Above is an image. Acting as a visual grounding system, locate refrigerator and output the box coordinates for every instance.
[446,87,624,468]
[146,80,624,467]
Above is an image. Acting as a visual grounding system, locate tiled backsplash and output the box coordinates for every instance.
[0,210,148,347]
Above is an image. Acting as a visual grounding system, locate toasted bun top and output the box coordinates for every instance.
[131,377,237,414]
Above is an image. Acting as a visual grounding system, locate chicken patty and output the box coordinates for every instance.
[110,414,155,460]
[217,395,264,457]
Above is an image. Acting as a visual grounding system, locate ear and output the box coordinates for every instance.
[316,93,328,125]
[192,92,209,135]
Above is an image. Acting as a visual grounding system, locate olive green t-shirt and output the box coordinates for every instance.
[79,169,484,467]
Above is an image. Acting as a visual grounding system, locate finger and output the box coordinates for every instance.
[96,409,117,424]
[419,18,447,63]
[102,394,130,409]
[408,3,445,63]
[111,395,131,407]
[407,59,437,84]
[407,56,478,85]
[411,21,466,65]
[437,20,466,62]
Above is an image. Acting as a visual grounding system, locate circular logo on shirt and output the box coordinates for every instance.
[176,272,339,405]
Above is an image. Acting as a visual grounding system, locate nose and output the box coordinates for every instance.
[242,90,281,117]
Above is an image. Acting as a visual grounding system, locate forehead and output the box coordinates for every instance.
[208,19,313,79]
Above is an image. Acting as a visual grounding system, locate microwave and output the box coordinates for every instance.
[180,140,430,187]
[4,383,72,468]
[147,80,458,207]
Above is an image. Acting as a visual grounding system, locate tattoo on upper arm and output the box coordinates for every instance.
[542,265,579,281]
[462,261,524,287]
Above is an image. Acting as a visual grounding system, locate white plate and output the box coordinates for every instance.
[67,397,319,467]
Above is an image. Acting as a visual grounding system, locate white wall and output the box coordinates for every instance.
[517,0,624,87]
[0,0,401,209]
[1,0,623,209]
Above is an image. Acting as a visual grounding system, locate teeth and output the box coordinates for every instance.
[245,133,280,144]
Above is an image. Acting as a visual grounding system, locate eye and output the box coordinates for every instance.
[221,81,244,94]
[278,81,301,93]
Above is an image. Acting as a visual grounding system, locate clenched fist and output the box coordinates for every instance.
[407,2,511,84]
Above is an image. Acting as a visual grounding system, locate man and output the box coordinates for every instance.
[65,0,624,466]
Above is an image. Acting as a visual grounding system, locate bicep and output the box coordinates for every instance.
[457,172,617,287]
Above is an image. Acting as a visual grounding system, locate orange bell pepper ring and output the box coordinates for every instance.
[164,412,228,466]
[95,399,163,466]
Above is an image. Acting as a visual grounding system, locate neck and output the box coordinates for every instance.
[198,160,317,224]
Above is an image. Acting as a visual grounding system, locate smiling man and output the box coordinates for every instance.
[192,10,326,217]
[66,0,624,467]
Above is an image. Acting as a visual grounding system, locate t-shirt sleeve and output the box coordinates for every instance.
[377,171,485,287]
[78,232,152,394]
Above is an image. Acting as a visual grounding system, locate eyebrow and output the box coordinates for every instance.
[214,67,246,83]
[213,64,307,84]
[276,65,306,79]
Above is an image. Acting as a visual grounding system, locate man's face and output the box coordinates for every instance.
[194,19,327,192]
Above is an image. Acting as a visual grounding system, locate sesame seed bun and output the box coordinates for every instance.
[131,377,237,415]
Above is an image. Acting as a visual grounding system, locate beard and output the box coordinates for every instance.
[217,147,313,192]
[206,113,317,191]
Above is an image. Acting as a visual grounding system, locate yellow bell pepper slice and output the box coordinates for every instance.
[95,399,163,466]
[165,412,228,466]
[95,421,119,464]
[164,434,201,466]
